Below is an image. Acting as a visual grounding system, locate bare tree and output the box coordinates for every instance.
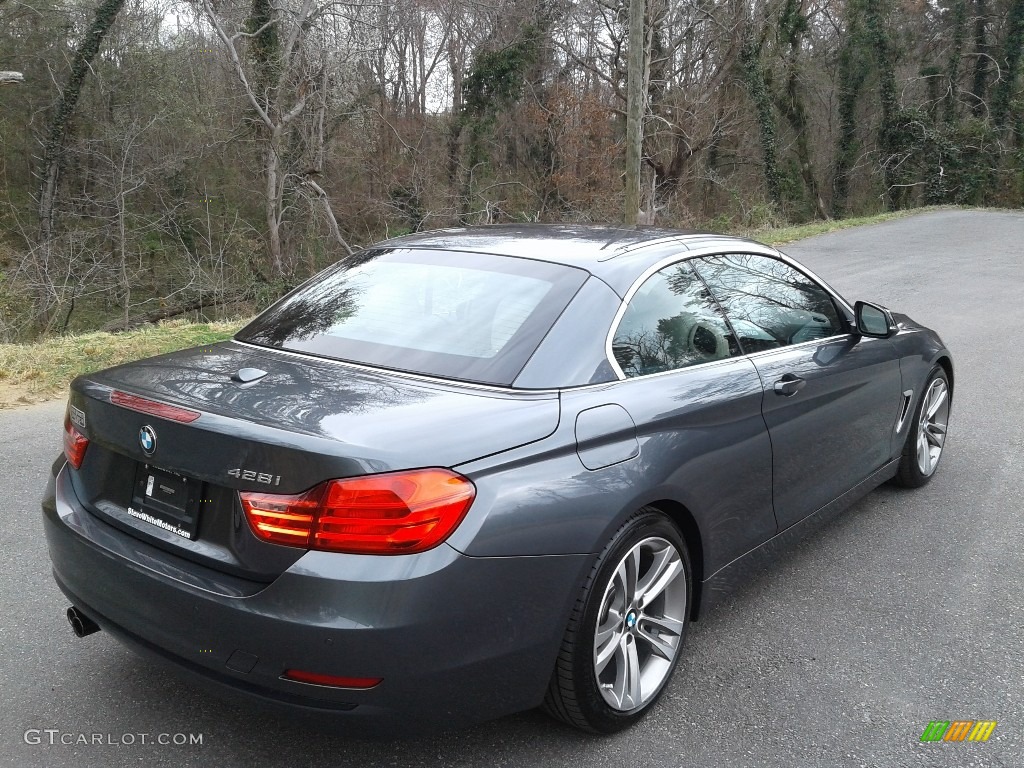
[198,0,352,277]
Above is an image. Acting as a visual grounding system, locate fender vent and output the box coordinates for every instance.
[895,389,914,433]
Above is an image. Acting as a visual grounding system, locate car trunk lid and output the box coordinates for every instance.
[65,340,559,580]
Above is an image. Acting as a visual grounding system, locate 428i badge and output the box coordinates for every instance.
[226,468,281,486]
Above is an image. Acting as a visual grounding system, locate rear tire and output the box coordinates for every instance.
[894,366,950,488]
[542,509,691,733]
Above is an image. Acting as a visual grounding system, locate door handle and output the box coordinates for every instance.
[773,374,806,396]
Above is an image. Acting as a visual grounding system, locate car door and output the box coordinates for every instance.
[592,258,777,575]
[691,253,903,531]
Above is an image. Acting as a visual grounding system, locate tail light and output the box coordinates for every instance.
[240,468,475,555]
[63,409,89,469]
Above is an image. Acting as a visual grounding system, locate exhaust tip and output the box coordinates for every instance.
[67,606,100,638]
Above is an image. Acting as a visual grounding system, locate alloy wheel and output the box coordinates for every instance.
[916,377,949,476]
[593,536,688,711]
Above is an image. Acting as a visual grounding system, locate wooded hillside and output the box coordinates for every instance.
[1,0,1021,339]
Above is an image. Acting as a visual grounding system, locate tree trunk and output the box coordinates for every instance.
[265,138,284,277]
[991,0,1024,130]
[831,44,864,217]
[741,35,783,209]
[100,295,244,333]
[833,22,869,216]
[624,0,646,224]
[865,0,900,209]
[245,0,280,113]
[970,0,990,118]
[944,0,967,124]
[38,0,127,245]
[776,0,829,219]
[301,177,354,255]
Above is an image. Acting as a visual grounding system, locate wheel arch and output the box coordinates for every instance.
[934,354,954,400]
[642,499,705,621]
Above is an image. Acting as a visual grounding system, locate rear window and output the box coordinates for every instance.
[237,248,589,385]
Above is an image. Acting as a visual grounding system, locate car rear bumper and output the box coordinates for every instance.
[43,464,588,733]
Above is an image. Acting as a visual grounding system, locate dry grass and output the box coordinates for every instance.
[749,207,947,246]
[0,319,242,408]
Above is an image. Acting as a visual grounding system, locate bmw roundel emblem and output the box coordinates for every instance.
[139,425,157,456]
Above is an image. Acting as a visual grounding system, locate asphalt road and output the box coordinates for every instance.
[1,209,1022,767]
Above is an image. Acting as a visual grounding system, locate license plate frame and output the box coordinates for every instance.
[129,463,202,540]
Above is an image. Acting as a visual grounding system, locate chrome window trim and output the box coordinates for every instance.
[738,333,858,362]
[604,245,855,381]
[601,350,756,385]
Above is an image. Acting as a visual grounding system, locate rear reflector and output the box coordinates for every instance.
[63,409,89,469]
[110,391,200,423]
[240,468,475,555]
[282,669,382,689]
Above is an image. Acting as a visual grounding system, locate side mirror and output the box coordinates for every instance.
[855,301,897,338]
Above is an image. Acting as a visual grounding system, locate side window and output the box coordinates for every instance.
[692,254,843,353]
[611,261,740,378]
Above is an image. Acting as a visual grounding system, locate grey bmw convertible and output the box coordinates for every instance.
[44,226,952,734]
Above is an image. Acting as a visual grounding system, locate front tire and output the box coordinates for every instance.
[543,509,691,733]
[894,366,950,488]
